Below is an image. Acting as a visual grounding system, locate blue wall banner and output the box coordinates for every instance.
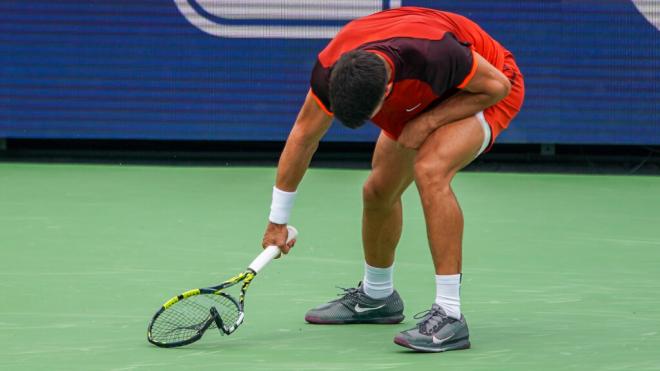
[0,1,658,144]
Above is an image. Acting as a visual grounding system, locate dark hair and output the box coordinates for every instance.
[329,50,387,129]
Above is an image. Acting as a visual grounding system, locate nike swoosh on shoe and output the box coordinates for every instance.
[432,332,454,344]
[354,304,386,313]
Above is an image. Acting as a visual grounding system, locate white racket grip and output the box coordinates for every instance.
[248,226,298,274]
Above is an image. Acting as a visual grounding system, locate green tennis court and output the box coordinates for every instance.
[1,163,659,370]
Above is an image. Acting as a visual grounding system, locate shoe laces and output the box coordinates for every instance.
[335,286,358,298]
[336,286,356,293]
[334,286,367,306]
[413,306,449,335]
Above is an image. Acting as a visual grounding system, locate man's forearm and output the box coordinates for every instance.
[273,90,332,192]
[419,90,503,135]
[275,135,319,192]
[403,53,512,147]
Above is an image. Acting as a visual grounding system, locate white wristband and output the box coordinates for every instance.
[268,186,297,224]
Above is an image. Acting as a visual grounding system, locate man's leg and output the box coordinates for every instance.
[362,132,416,268]
[394,115,486,352]
[360,132,415,299]
[304,132,414,324]
[414,115,485,277]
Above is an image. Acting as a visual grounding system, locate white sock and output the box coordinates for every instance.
[435,274,462,319]
[362,262,394,299]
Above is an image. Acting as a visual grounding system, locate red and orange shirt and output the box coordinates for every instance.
[310,7,510,138]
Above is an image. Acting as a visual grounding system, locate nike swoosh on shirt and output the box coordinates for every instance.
[405,103,422,112]
[354,304,386,313]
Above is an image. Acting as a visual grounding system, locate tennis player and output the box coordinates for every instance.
[262,6,524,352]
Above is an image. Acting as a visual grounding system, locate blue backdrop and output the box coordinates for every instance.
[1,1,659,144]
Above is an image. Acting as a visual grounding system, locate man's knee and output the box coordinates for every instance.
[363,178,399,209]
[413,154,454,194]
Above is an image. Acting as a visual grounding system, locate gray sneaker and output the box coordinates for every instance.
[393,304,470,352]
[305,284,405,324]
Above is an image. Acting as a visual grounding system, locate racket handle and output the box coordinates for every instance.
[248,226,298,274]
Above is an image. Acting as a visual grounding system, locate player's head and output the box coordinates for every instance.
[329,50,389,129]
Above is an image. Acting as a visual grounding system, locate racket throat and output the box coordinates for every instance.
[211,307,245,335]
[210,306,227,334]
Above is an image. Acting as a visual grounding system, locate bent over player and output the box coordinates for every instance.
[262,7,524,352]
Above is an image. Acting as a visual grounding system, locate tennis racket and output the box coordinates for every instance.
[147,226,298,348]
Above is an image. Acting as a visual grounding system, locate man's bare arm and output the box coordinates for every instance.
[275,90,333,191]
[397,53,511,149]
[262,90,333,253]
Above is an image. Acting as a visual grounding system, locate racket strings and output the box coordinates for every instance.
[150,293,241,344]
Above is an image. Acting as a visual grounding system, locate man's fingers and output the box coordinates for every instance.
[281,239,295,253]
[275,238,295,258]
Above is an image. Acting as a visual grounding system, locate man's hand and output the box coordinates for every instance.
[397,114,432,150]
[262,222,296,257]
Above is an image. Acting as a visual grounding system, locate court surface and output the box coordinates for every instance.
[1,163,659,370]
